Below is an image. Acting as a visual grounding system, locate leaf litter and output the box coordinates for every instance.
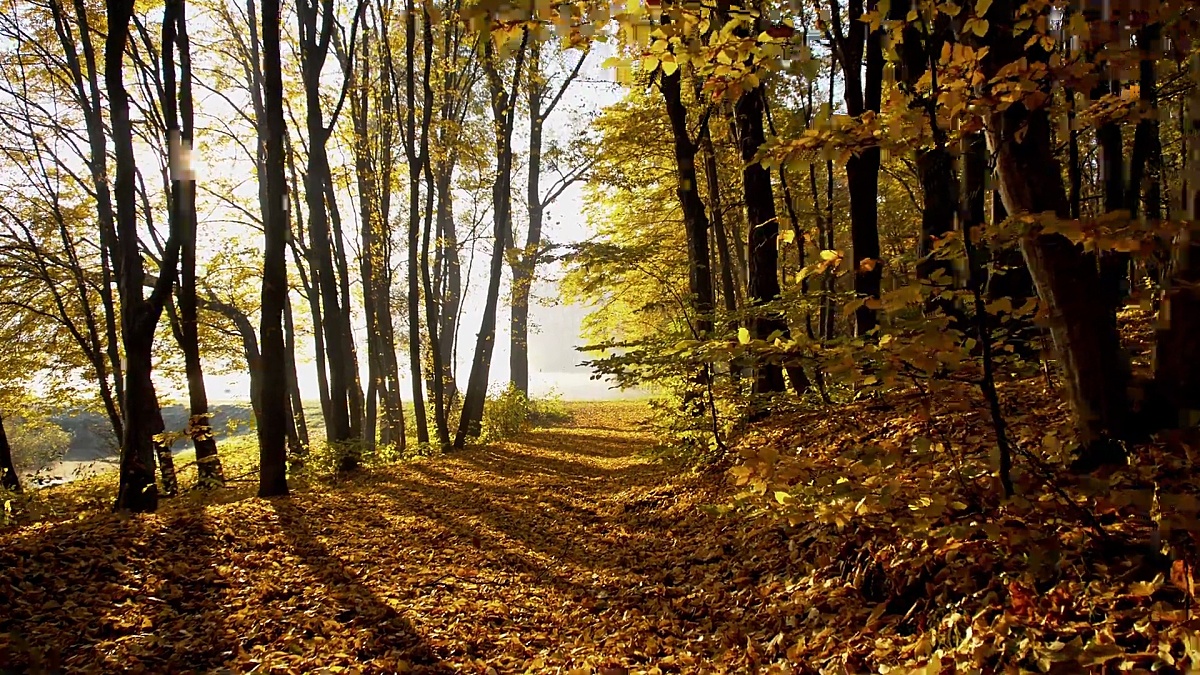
[2,397,1199,673]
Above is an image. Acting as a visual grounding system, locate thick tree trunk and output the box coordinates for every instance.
[257,0,290,497]
[1154,223,1200,428]
[736,83,804,394]
[981,3,1131,457]
[0,413,19,493]
[833,0,884,336]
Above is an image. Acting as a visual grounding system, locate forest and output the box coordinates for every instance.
[2,0,1200,671]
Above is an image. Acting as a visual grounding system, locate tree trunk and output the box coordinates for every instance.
[510,45,545,397]
[736,82,804,394]
[257,0,290,498]
[700,126,739,324]
[170,0,223,486]
[1096,78,1127,312]
[455,32,529,447]
[435,168,461,408]
[297,0,354,451]
[418,10,450,448]
[0,413,20,493]
[323,177,365,444]
[662,66,715,338]
[110,0,185,512]
[350,25,380,450]
[283,294,309,449]
[832,0,884,336]
[402,0,431,446]
[980,1,1131,460]
[48,0,126,443]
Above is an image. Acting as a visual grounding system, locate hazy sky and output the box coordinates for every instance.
[204,65,634,403]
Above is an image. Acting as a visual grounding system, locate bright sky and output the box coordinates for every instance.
[200,54,634,403]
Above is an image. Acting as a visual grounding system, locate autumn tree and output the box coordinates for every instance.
[258,0,291,498]
[109,0,183,512]
[510,43,590,396]
[455,25,529,447]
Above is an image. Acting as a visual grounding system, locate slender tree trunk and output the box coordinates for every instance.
[283,294,309,449]
[323,178,365,443]
[257,0,290,497]
[510,45,544,397]
[832,0,884,336]
[455,32,529,447]
[167,0,223,486]
[436,168,461,406]
[700,126,739,326]
[350,25,379,449]
[297,0,354,453]
[661,65,714,338]
[111,0,185,512]
[48,0,126,444]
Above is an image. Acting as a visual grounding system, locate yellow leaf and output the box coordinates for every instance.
[738,327,751,344]
[779,229,795,244]
[974,0,992,17]
[941,1,961,17]
[642,56,660,72]
[971,18,989,37]
[661,59,679,76]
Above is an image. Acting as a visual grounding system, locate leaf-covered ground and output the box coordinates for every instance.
[2,403,756,673]
[2,397,1198,674]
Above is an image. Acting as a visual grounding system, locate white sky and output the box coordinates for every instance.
[201,64,633,403]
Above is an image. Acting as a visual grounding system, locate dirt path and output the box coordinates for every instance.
[2,403,799,674]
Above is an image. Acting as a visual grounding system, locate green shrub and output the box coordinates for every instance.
[527,388,573,427]
[482,384,530,441]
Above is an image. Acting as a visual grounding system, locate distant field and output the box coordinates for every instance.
[32,397,652,485]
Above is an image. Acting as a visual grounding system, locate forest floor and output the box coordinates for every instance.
[2,389,1199,674]
[1,402,774,674]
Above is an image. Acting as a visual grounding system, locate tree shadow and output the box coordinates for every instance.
[269,499,450,673]
[0,509,232,672]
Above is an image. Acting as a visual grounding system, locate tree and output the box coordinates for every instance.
[109,0,183,512]
[455,26,529,447]
[828,0,884,336]
[0,412,18,493]
[976,0,1131,461]
[163,0,224,486]
[510,43,589,396]
[257,0,291,498]
[296,0,361,457]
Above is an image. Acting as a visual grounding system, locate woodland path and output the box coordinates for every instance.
[1,402,791,674]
